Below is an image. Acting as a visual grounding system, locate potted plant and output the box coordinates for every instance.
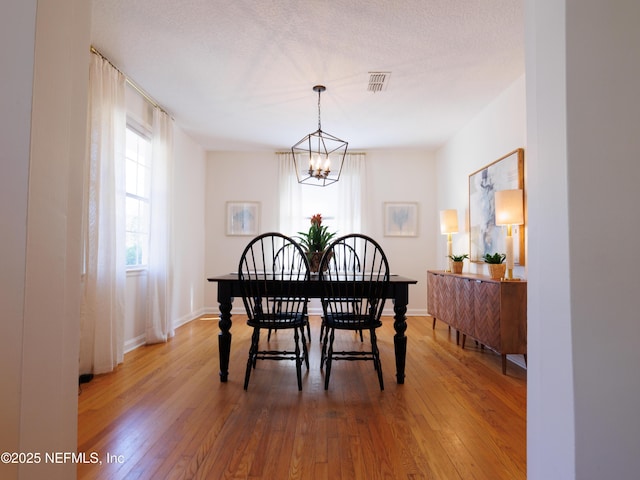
[296,213,337,272]
[447,253,468,274]
[483,252,506,280]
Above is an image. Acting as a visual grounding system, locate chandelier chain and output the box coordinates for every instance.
[317,88,322,131]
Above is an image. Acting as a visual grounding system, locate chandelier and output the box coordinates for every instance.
[291,85,348,187]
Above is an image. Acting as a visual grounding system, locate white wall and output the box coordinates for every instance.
[435,75,527,276]
[1,3,36,477]
[0,1,90,479]
[171,126,207,327]
[204,150,436,315]
[567,4,640,474]
[366,149,437,314]
[525,1,575,477]
[204,151,281,291]
[527,1,640,479]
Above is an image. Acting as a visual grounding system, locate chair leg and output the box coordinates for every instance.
[319,318,325,344]
[244,327,260,390]
[294,327,302,391]
[370,328,384,391]
[320,324,329,370]
[324,328,335,390]
[301,327,309,371]
[359,329,364,342]
[253,333,260,369]
[304,301,311,343]
[300,321,308,345]
[267,328,272,341]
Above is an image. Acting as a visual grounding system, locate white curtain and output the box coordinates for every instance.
[145,108,174,344]
[79,53,126,375]
[336,153,366,235]
[277,152,303,237]
[278,151,365,237]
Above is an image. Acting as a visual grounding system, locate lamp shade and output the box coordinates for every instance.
[440,209,459,234]
[495,189,524,225]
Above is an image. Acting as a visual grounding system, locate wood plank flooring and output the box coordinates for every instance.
[77,315,526,479]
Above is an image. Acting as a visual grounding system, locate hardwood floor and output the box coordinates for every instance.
[77,315,526,479]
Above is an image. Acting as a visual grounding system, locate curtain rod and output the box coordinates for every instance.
[275,151,366,155]
[90,46,171,118]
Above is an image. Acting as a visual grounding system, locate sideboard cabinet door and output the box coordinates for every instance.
[440,274,457,329]
[455,277,474,338]
[427,272,441,319]
[427,271,458,329]
[473,280,501,351]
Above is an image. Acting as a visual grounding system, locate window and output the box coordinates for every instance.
[296,183,339,235]
[125,124,151,268]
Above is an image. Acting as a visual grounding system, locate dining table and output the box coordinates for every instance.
[207,273,418,384]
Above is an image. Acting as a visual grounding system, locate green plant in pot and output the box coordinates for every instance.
[483,252,506,279]
[296,213,337,272]
[447,253,468,274]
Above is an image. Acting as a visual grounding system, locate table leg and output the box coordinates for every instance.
[217,293,233,382]
[393,301,408,384]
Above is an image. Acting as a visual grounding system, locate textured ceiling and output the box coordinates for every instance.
[90,0,524,151]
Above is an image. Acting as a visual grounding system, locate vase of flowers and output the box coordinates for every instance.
[296,213,337,273]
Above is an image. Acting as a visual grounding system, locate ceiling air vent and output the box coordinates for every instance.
[367,72,391,92]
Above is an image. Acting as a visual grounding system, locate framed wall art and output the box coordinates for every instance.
[384,202,418,237]
[226,201,260,236]
[468,148,525,264]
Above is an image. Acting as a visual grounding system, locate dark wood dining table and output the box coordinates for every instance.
[207,273,418,384]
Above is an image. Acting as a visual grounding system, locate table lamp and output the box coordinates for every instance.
[440,209,458,272]
[495,189,524,281]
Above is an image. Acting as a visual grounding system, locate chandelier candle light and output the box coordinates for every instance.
[291,85,348,187]
[495,189,524,281]
[440,209,459,272]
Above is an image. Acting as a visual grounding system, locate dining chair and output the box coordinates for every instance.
[318,233,390,390]
[268,243,311,343]
[318,241,364,345]
[238,232,311,391]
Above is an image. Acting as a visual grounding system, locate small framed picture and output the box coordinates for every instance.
[384,202,418,237]
[226,201,260,236]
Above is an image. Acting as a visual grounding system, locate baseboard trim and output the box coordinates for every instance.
[507,354,527,370]
[124,334,146,353]
[173,308,206,329]
[124,309,209,354]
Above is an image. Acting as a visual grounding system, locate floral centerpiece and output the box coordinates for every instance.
[296,213,337,272]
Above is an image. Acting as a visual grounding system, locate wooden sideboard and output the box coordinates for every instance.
[427,270,527,374]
